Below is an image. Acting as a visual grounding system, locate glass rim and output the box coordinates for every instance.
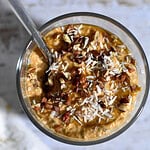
[16,12,150,145]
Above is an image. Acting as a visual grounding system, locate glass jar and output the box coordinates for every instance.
[16,12,149,145]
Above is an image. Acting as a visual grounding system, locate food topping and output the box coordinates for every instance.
[25,24,141,139]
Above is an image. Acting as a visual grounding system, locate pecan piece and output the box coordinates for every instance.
[130,85,141,92]
[131,58,136,65]
[41,97,47,107]
[45,103,53,109]
[72,74,81,87]
[120,97,129,104]
[33,106,41,111]
[125,65,135,73]
[82,82,88,89]
[66,97,71,105]
[119,73,127,82]
[54,105,60,113]
[80,76,86,84]
[54,125,62,132]
[62,112,70,124]
[61,93,68,101]
[91,50,100,57]
[125,55,136,65]
[98,101,106,108]
[74,37,83,44]
[41,97,47,103]
[67,46,73,52]
[99,77,106,82]
[73,50,81,56]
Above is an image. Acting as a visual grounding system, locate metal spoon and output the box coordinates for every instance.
[8,0,52,71]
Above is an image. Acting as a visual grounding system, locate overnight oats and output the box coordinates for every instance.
[24,24,141,140]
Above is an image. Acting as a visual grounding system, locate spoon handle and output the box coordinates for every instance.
[8,0,50,60]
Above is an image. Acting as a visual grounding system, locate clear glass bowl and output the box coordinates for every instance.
[16,12,149,145]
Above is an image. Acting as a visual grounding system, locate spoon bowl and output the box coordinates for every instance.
[8,0,52,71]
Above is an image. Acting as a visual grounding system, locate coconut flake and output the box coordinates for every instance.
[102,109,112,118]
[83,37,89,49]
[86,76,96,79]
[73,116,82,125]
[63,34,71,44]
[32,99,36,105]
[63,72,71,80]
[108,96,117,105]
[96,85,102,94]
[50,111,56,118]
[61,83,66,89]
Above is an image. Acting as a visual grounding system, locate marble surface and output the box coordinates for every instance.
[0,0,150,149]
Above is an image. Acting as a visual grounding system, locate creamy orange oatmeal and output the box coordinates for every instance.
[24,24,140,140]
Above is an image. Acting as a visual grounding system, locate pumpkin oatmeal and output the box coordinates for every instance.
[24,24,141,140]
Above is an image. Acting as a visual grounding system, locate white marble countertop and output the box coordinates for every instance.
[0,0,150,149]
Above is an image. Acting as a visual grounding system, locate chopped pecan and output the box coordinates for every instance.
[61,93,68,100]
[33,106,41,111]
[114,73,129,82]
[128,67,135,73]
[72,68,80,76]
[131,58,136,65]
[125,65,135,73]
[72,74,81,86]
[45,103,53,109]
[82,82,88,89]
[80,76,86,84]
[74,57,82,64]
[46,91,53,99]
[119,72,127,82]
[130,85,141,92]
[120,98,129,104]
[99,77,106,82]
[28,67,36,73]
[111,76,116,80]
[54,125,62,132]
[91,50,100,57]
[62,112,70,124]
[67,46,73,52]
[98,55,104,62]
[41,97,47,107]
[75,56,86,64]
[73,50,87,64]
[61,93,71,105]
[80,90,88,97]
[131,85,137,91]
[110,46,116,52]
[41,97,47,103]
[98,101,106,108]
[125,55,136,65]
[66,98,71,105]
[120,74,127,82]
[54,105,60,112]
[74,37,83,44]
[73,50,81,56]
